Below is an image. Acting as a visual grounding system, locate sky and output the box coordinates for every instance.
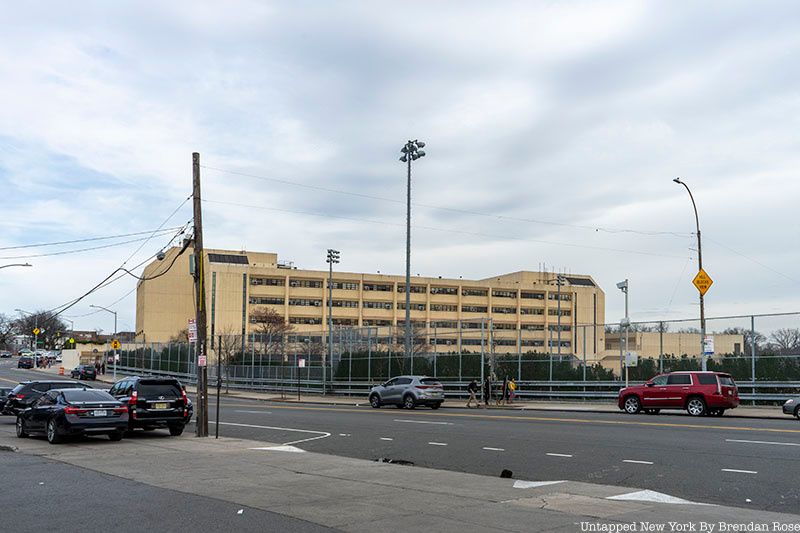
[1,1,799,336]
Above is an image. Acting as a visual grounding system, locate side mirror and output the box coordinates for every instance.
[645,382,654,387]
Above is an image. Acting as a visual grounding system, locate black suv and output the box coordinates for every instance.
[2,380,89,416]
[70,365,97,380]
[108,377,190,436]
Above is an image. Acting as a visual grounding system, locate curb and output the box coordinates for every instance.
[0,444,18,452]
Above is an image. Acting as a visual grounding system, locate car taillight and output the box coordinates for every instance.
[416,385,432,389]
[14,394,24,399]
[113,407,127,413]
[64,406,88,415]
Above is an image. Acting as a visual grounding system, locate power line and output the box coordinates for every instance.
[0,229,178,260]
[0,226,184,251]
[705,236,800,285]
[202,198,685,259]
[201,164,691,238]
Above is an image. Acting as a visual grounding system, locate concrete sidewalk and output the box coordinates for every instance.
[0,420,797,532]
[36,366,792,420]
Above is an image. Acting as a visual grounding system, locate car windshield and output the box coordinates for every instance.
[62,390,115,402]
[719,376,736,386]
[11,384,25,394]
[138,381,182,398]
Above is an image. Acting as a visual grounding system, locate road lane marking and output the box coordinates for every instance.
[380,437,394,441]
[394,419,453,426]
[483,447,505,451]
[623,460,654,465]
[207,420,331,445]
[206,404,800,435]
[607,489,710,505]
[546,453,573,458]
[721,469,757,474]
[428,442,448,446]
[513,480,565,489]
[726,438,800,447]
[235,410,273,414]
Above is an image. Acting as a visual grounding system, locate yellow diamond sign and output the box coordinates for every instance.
[692,269,713,296]
[111,339,121,350]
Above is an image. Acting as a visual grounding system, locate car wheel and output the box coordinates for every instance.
[431,402,442,410]
[108,431,124,442]
[369,394,381,408]
[46,419,62,444]
[168,424,185,437]
[403,395,416,410]
[623,395,641,414]
[644,409,660,415]
[16,417,28,438]
[794,406,799,420]
[686,397,707,417]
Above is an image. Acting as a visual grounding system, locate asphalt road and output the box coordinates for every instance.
[2,358,799,514]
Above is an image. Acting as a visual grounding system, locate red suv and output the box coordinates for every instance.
[618,371,739,417]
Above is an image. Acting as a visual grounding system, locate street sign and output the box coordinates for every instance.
[625,351,638,367]
[68,337,75,344]
[188,319,197,343]
[32,328,40,335]
[692,269,713,296]
[703,335,714,355]
[110,339,121,350]
[298,358,306,368]
[198,355,207,367]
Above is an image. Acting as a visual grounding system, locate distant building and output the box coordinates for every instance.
[601,331,746,369]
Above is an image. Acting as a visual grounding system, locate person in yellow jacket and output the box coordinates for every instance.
[508,378,517,404]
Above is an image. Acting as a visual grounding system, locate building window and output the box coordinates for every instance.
[548,325,571,332]
[363,319,392,326]
[461,305,487,313]
[548,292,572,301]
[520,324,544,331]
[522,340,544,347]
[209,253,249,264]
[430,338,455,345]
[288,298,322,307]
[289,279,323,289]
[492,289,516,299]
[329,280,359,290]
[430,321,458,329]
[548,309,572,316]
[289,317,322,325]
[332,318,358,326]
[548,340,571,348]
[430,304,457,312]
[493,323,517,330]
[397,302,426,311]
[363,283,392,291]
[462,288,488,297]
[461,339,484,346]
[332,300,359,308]
[251,277,284,286]
[494,339,517,346]
[430,286,457,295]
[492,306,516,314]
[249,297,284,305]
[520,307,544,315]
[521,291,544,300]
[363,301,393,310]
[397,285,426,293]
[461,321,483,329]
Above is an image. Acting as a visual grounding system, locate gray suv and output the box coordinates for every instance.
[369,376,444,409]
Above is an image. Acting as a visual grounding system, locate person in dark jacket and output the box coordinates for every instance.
[466,379,479,408]
[483,376,492,407]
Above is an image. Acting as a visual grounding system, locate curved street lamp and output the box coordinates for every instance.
[399,140,426,366]
[673,177,707,371]
[0,263,32,270]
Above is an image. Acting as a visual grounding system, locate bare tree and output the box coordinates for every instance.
[169,328,189,343]
[249,307,293,358]
[13,310,67,349]
[769,328,800,354]
[0,313,16,349]
[217,326,242,393]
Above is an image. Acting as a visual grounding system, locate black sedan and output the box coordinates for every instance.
[783,398,800,419]
[70,365,97,380]
[18,356,33,369]
[16,388,128,444]
[2,380,88,416]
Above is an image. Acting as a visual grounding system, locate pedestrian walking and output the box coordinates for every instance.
[508,378,517,404]
[483,375,491,407]
[101,361,106,375]
[466,379,479,408]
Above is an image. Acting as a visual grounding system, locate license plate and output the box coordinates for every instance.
[154,403,169,410]
[93,410,107,417]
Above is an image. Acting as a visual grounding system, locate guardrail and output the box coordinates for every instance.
[110,366,798,403]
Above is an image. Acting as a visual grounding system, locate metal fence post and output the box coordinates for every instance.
[367,327,372,382]
[582,325,587,382]
[517,327,522,381]
[458,320,463,382]
[659,322,664,374]
[751,315,756,405]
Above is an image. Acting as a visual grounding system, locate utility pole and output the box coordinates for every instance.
[326,249,340,395]
[192,152,209,437]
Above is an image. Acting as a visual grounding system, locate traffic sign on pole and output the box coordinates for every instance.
[692,269,713,296]
[32,328,40,335]
[111,339,121,350]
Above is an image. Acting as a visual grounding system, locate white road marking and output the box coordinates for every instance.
[380,437,394,441]
[394,419,453,426]
[721,468,758,474]
[546,453,573,458]
[513,480,565,489]
[623,460,654,465]
[249,445,305,453]
[607,489,711,506]
[428,442,448,446]
[726,439,800,447]
[235,410,273,414]
[482,447,505,451]
[339,433,351,437]
[208,420,331,446]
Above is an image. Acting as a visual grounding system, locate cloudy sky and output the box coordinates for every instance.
[1,1,798,335]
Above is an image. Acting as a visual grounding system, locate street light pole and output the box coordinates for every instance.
[0,263,32,270]
[616,280,629,385]
[399,140,426,365]
[673,178,707,371]
[325,249,340,396]
[90,305,117,379]
[15,308,37,351]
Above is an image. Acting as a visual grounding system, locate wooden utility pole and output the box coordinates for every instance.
[193,152,209,437]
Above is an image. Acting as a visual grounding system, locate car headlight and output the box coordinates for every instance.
[785,399,796,405]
